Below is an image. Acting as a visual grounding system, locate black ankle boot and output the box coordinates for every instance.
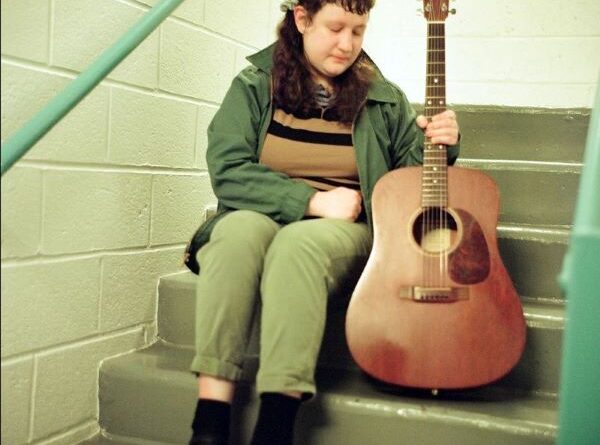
[250,393,302,445]
[188,399,231,445]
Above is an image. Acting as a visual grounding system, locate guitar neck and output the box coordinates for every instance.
[425,22,447,118]
[423,21,448,208]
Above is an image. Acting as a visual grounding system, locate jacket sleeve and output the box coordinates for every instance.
[206,67,316,223]
[384,83,460,169]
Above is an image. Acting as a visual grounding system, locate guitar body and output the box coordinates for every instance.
[345,166,526,389]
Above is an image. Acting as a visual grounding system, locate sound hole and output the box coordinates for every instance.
[412,207,458,254]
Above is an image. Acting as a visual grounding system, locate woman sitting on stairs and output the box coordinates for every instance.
[184,0,460,443]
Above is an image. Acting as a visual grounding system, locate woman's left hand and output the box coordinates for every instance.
[416,110,459,146]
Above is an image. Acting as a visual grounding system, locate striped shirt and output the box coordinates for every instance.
[259,100,360,192]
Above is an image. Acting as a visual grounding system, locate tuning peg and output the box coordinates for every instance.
[450,8,456,14]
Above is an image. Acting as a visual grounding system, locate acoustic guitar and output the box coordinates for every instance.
[345,0,526,390]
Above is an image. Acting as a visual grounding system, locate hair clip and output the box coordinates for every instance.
[280,0,299,12]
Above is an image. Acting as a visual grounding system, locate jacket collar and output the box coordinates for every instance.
[246,44,397,104]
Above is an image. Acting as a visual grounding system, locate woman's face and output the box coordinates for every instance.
[294,3,369,87]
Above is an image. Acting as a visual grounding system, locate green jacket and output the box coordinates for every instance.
[184,44,459,274]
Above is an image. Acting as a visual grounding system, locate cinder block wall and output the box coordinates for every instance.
[364,0,600,107]
[1,1,279,444]
[0,1,598,445]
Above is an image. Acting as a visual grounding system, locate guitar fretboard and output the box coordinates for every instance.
[422,22,448,207]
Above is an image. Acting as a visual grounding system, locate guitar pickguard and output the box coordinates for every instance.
[449,208,490,284]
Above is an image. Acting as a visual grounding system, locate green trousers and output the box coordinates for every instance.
[190,210,372,397]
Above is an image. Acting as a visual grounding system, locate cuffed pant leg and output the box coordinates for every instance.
[256,218,372,397]
[191,210,280,381]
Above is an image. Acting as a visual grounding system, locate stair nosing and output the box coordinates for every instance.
[497,223,571,243]
[324,391,557,438]
[456,158,582,173]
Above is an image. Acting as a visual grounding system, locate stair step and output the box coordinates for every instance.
[98,344,197,445]
[455,159,580,227]
[301,367,557,445]
[98,342,557,445]
[497,224,569,299]
[158,268,565,395]
[454,107,589,164]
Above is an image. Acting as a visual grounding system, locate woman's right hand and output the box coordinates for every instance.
[305,187,363,221]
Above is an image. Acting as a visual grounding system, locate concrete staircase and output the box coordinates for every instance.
[78,106,589,445]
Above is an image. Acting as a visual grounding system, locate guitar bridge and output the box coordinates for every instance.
[399,286,470,302]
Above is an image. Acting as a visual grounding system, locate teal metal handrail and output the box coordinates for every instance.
[0,0,185,176]
[557,79,600,444]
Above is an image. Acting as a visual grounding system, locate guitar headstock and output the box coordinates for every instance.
[422,0,455,22]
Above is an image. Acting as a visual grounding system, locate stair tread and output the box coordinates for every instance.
[160,271,195,291]
[104,341,557,435]
[77,434,171,445]
[103,341,195,386]
[314,367,557,434]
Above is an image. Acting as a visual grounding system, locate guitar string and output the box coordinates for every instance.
[434,20,440,289]
[430,20,448,290]
[440,23,452,286]
[439,20,448,289]
[434,21,439,290]
[438,20,444,290]
[427,21,434,291]
[425,20,429,291]
[427,20,441,286]
[424,19,449,292]
[426,21,432,290]
[438,21,443,290]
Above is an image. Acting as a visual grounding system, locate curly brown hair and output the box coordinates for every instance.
[273,0,376,123]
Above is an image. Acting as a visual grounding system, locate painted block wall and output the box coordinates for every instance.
[363,0,600,108]
[1,1,280,444]
[0,1,598,445]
